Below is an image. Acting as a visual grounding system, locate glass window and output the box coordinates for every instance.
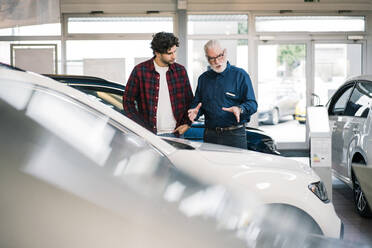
[344,82,372,117]
[66,40,152,84]
[0,23,61,36]
[255,16,365,32]
[188,15,248,35]
[0,40,62,73]
[257,44,306,143]
[187,39,248,90]
[331,86,354,115]
[314,43,362,105]
[68,17,173,34]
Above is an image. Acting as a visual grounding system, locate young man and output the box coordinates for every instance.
[188,40,257,149]
[123,32,193,137]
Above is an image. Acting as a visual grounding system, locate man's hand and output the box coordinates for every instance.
[174,124,190,135]
[188,103,202,122]
[222,106,241,123]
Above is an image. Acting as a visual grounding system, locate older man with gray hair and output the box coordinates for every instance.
[188,40,257,149]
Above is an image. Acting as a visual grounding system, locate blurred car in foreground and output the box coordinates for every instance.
[2,67,343,239]
[0,70,248,248]
[327,75,372,217]
[45,74,279,155]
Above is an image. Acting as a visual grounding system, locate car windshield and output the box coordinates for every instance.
[77,86,124,113]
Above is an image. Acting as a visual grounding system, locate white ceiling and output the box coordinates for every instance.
[60,0,372,13]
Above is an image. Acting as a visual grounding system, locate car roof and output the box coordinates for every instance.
[345,74,372,83]
[0,62,25,72]
[44,74,125,90]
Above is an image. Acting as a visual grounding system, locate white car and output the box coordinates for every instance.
[327,75,372,217]
[0,66,342,238]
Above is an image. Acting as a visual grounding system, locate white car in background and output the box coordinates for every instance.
[0,66,342,239]
[327,75,372,217]
[258,82,300,125]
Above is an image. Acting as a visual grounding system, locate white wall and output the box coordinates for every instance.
[366,12,372,74]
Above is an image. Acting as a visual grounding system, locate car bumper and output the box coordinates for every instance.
[295,114,306,122]
[308,201,342,238]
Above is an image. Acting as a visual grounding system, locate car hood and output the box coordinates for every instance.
[163,137,315,176]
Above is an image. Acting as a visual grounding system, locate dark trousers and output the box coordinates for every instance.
[204,126,247,149]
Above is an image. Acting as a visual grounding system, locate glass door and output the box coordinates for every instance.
[257,43,307,146]
[313,43,363,105]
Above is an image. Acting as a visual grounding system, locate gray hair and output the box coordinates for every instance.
[204,40,222,54]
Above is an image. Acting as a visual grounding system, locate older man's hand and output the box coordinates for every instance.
[222,106,242,123]
[188,103,202,122]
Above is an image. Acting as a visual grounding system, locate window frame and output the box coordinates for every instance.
[328,82,356,116]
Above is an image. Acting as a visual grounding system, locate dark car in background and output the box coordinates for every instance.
[184,120,279,155]
[45,74,280,155]
[44,74,125,113]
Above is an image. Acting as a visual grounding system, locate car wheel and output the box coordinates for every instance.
[299,120,306,124]
[268,108,279,125]
[353,176,372,217]
[252,204,322,236]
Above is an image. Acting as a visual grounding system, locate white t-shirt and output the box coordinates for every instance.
[154,60,177,134]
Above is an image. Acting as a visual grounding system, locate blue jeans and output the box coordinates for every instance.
[158,133,184,138]
[204,126,247,149]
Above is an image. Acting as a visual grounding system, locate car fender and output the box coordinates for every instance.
[348,146,367,179]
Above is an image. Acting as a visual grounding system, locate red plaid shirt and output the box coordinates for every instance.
[123,58,193,133]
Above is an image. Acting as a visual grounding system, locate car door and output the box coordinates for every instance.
[342,81,372,178]
[328,82,355,179]
[344,80,372,167]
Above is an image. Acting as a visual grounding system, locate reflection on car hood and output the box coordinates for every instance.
[163,137,314,175]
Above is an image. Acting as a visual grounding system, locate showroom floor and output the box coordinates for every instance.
[333,178,372,245]
[285,155,372,245]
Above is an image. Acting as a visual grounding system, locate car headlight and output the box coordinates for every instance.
[308,181,329,203]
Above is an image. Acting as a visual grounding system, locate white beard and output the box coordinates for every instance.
[211,62,227,73]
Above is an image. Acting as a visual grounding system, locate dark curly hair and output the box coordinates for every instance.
[151,32,179,55]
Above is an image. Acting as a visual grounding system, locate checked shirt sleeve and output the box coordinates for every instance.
[180,69,194,126]
[123,68,146,127]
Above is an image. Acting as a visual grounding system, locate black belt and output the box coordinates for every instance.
[207,124,244,132]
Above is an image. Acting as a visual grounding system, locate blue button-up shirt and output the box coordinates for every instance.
[192,62,257,128]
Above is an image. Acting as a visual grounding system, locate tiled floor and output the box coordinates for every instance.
[332,178,372,245]
[286,156,372,245]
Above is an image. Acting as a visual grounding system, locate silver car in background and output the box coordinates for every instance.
[327,75,372,217]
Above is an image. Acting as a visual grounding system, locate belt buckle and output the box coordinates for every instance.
[215,127,223,132]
